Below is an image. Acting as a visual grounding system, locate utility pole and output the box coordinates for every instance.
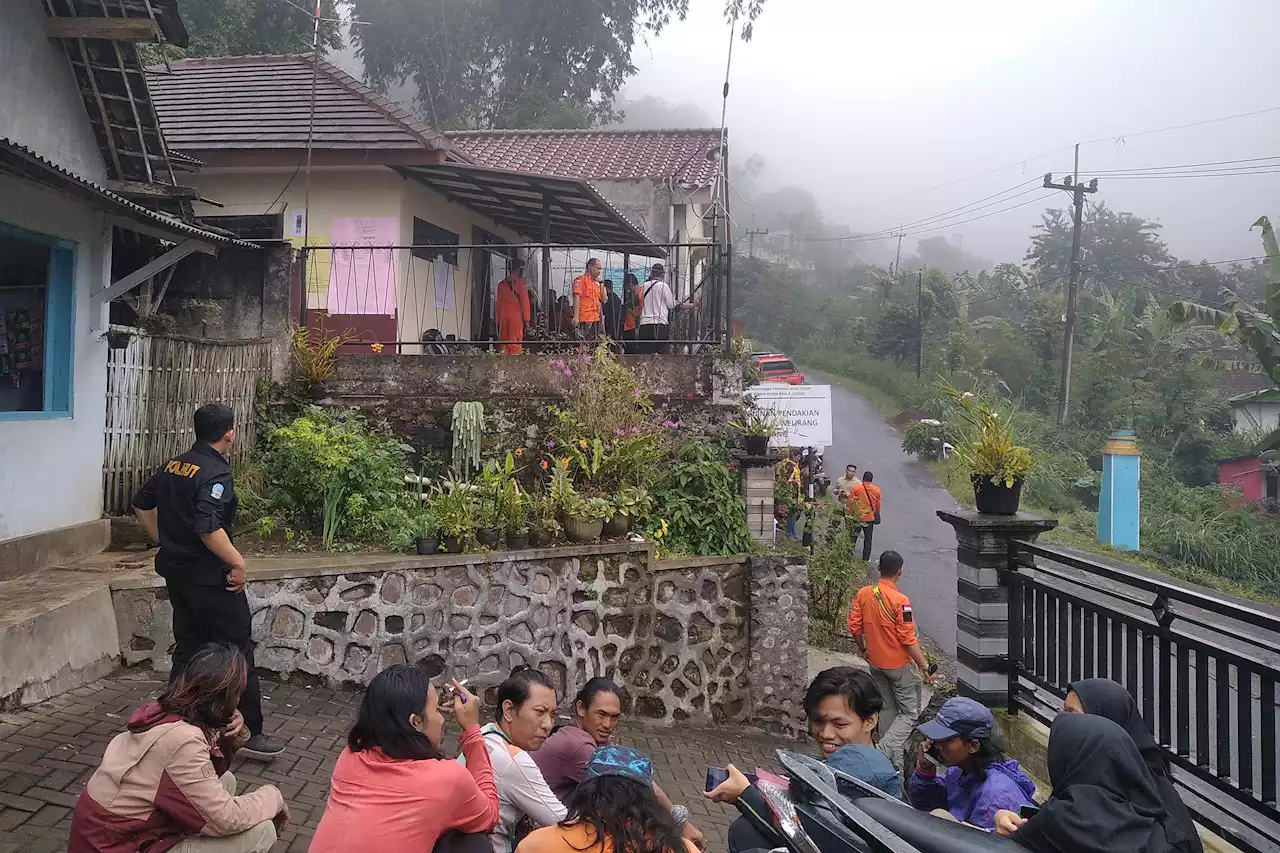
[1044,144,1099,427]
[916,269,923,389]
[892,227,905,275]
[746,227,769,259]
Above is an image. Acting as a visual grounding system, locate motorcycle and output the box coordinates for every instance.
[799,448,830,499]
[752,750,1027,853]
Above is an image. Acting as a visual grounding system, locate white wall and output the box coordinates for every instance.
[1234,400,1280,434]
[0,175,110,541]
[0,0,109,182]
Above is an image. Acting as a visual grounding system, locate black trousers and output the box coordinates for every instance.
[851,522,875,562]
[167,581,265,736]
[637,323,669,353]
[433,832,492,853]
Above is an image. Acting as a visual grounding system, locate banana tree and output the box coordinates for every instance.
[1170,216,1280,451]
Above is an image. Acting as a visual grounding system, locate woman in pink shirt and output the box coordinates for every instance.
[309,665,499,853]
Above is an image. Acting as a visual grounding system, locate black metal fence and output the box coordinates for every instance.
[1006,540,1280,853]
[297,240,730,353]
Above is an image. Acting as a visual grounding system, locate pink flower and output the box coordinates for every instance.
[633,389,643,399]
[552,359,566,368]
[630,427,642,436]
[548,439,556,449]
[662,419,678,429]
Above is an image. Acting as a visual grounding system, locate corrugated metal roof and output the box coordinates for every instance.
[446,128,724,188]
[147,55,450,153]
[1,138,257,248]
[1223,370,1278,398]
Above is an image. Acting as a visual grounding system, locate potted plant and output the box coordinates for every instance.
[415,506,440,555]
[564,494,611,542]
[604,486,652,538]
[499,481,531,550]
[943,384,1034,514]
[528,492,562,547]
[730,405,781,456]
[431,477,474,553]
[182,298,223,327]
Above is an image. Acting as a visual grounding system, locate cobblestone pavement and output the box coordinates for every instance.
[0,669,802,853]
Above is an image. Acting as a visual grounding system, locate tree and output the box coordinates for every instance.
[1171,216,1280,450]
[349,0,768,130]
[147,0,342,61]
[1026,202,1172,295]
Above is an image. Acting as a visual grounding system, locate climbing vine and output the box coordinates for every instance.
[451,401,484,474]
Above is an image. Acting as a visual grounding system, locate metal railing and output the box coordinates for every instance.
[1006,540,1280,853]
[297,240,730,353]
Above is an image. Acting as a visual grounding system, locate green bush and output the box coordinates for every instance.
[255,407,412,549]
[901,419,952,461]
[640,441,752,556]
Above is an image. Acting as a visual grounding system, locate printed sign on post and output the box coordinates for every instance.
[748,384,833,448]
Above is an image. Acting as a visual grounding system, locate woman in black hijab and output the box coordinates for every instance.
[1001,714,1172,853]
[1066,679,1203,853]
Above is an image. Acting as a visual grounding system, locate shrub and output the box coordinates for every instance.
[641,441,751,556]
[901,419,952,461]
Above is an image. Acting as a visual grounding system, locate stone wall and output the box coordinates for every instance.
[318,351,743,463]
[111,543,808,731]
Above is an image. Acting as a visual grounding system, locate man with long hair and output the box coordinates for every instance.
[68,643,289,852]
[132,403,282,758]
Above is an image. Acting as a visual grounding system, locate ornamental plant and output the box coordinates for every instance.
[941,381,1034,487]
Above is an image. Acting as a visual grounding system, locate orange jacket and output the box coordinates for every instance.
[847,481,881,522]
[847,577,918,670]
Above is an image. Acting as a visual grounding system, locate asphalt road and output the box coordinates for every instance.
[819,376,963,655]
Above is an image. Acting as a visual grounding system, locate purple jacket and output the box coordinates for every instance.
[906,759,1036,830]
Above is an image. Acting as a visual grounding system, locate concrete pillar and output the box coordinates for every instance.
[742,460,775,544]
[937,510,1058,706]
[1099,429,1141,551]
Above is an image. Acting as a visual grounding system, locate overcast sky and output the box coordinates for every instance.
[623,0,1280,266]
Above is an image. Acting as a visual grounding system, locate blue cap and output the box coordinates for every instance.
[585,746,654,787]
[917,697,994,741]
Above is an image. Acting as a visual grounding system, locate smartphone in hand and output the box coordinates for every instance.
[1018,804,1040,819]
[706,767,729,793]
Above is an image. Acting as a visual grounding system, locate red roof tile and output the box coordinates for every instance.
[445,129,723,188]
[146,55,449,153]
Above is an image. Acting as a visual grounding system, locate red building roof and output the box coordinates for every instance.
[445,128,723,188]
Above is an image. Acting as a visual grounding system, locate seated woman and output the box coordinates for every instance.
[531,678,704,846]
[473,666,567,853]
[907,697,1036,830]
[1063,679,1203,853]
[308,664,497,853]
[517,747,693,853]
[995,714,1173,853]
[706,667,902,853]
[68,643,288,853]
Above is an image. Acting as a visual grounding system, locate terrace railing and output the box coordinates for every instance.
[1005,540,1280,853]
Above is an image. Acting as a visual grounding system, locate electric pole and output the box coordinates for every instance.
[1043,144,1099,427]
[746,227,769,259]
[916,269,923,389]
[892,227,905,275]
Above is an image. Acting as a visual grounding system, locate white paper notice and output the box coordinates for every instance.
[434,259,454,309]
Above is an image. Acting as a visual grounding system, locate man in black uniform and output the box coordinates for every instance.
[132,403,283,759]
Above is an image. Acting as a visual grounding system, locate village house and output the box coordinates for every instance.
[446,128,724,300]
[146,55,667,349]
[0,0,259,570]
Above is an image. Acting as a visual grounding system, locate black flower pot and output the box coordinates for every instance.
[415,536,440,555]
[506,532,530,550]
[442,534,466,554]
[972,475,1024,515]
[745,435,769,455]
[477,527,502,548]
[602,511,630,538]
[529,527,554,548]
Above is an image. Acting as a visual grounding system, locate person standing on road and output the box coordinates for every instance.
[572,258,606,341]
[834,464,858,502]
[847,550,934,770]
[132,403,283,760]
[847,470,881,561]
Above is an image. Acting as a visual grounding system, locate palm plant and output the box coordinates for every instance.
[1171,216,1280,451]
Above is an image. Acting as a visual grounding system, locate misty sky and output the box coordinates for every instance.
[623,0,1280,266]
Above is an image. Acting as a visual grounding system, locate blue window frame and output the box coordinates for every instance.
[0,221,76,420]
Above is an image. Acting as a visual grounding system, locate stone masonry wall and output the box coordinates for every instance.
[110,544,807,730]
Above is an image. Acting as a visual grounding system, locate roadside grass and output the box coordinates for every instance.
[802,362,1280,608]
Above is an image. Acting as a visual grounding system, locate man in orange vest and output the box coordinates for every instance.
[572,257,606,340]
[846,470,881,561]
[847,550,933,769]
[496,259,532,354]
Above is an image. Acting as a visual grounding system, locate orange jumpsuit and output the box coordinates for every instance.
[496,275,531,354]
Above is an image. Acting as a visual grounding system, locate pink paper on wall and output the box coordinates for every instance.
[328,217,398,315]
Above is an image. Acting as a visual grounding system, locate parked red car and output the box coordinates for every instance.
[753,353,805,385]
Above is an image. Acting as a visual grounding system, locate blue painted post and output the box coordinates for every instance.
[1099,430,1141,551]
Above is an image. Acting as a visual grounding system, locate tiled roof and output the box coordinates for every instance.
[146,55,449,154]
[1223,370,1278,398]
[445,128,723,188]
[1,138,257,248]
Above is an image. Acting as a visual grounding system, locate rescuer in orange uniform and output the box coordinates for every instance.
[496,259,532,354]
[846,470,882,561]
[847,550,934,770]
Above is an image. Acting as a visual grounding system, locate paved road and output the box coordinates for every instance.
[819,375,962,655]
